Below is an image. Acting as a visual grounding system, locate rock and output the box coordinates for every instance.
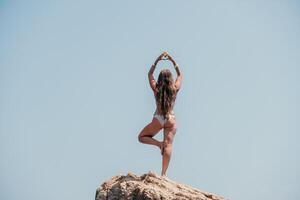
[95,171,227,200]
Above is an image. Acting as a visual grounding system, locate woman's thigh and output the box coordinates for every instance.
[139,117,164,137]
[163,117,177,144]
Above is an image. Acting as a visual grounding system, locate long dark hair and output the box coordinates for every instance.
[155,69,177,120]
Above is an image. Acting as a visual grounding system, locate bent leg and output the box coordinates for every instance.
[138,117,163,149]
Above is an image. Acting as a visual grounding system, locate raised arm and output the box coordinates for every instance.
[166,53,182,91]
[148,52,166,91]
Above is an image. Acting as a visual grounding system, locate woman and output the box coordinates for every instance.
[138,51,183,176]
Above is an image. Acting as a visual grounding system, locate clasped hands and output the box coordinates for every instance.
[156,51,174,61]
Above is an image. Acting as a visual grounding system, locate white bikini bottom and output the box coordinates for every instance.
[153,112,175,126]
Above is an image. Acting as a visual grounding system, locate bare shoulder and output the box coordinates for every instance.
[173,84,180,93]
[175,74,182,92]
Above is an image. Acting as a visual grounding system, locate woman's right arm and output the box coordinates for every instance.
[167,54,183,91]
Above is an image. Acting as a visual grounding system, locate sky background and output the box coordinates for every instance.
[1,1,300,200]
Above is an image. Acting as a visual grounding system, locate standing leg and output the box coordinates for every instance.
[138,117,164,151]
[161,119,177,176]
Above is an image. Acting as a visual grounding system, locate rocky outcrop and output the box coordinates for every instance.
[95,171,227,200]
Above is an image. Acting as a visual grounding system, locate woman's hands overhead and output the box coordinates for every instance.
[163,52,173,61]
[158,52,168,60]
[154,51,178,66]
[161,51,169,60]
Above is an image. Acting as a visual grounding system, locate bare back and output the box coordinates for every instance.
[153,84,179,116]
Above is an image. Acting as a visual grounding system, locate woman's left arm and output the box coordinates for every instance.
[148,52,165,91]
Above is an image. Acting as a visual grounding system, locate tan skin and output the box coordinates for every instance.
[138,51,183,176]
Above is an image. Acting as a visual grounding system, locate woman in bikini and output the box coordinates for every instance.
[138,51,183,176]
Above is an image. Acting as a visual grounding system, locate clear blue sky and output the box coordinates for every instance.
[1,1,300,200]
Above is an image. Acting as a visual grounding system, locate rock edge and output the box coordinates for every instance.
[95,171,227,200]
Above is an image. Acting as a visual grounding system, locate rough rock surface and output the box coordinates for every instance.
[95,171,227,200]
